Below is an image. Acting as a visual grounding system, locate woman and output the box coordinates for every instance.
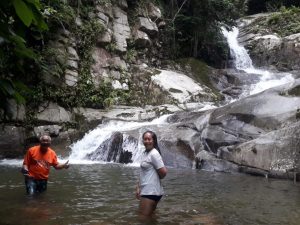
[136,131,167,217]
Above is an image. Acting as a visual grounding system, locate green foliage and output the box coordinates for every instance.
[0,0,48,115]
[262,6,300,37]
[124,48,138,63]
[162,0,247,66]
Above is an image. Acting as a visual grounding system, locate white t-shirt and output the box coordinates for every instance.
[139,148,165,196]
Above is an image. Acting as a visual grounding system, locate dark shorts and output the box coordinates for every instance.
[141,195,163,202]
[25,177,47,195]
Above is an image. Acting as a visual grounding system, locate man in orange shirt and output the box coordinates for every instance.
[22,135,69,195]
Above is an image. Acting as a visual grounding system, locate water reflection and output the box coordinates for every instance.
[0,164,299,225]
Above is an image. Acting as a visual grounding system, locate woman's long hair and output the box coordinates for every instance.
[142,130,161,155]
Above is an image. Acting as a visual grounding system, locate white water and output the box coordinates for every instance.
[222,27,294,96]
[2,27,295,167]
[68,115,171,165]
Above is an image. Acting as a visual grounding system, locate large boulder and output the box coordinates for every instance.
[112,7,131,52]
[238,14,300,71]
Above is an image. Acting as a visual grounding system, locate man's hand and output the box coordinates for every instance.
[21,168,29,176]
[63,160,69,169]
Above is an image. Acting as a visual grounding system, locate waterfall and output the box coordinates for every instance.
[221,27,254,70]
[221,27,294,96]
[68,115,171,165]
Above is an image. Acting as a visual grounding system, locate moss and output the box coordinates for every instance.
[255,6,300,37]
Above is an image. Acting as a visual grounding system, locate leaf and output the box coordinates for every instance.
[14,47,36,59]
[0,79,15,96]
[31,7,48,31]
[12,0,34,27]
[13,91,26,104]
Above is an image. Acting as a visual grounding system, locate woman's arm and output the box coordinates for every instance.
[135,181,141,200]
[157,167,167,179]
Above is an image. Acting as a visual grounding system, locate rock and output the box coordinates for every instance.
[67,47,79,60]
[37,102,72,123]
[195,150,239,172]
[219,121,300,173]
[118,0,128,10]
[109,56,127,71]
[75,17,82,26]
[97,12,109,26]
[67,59,78,70]
[147,2,162,21]
[136,17,158,37]
[112,80,123,89]
[0,125,25,158]
[112,7,131,52]
[96,5,113,19]
[34,125,62,137]
[97,29,112,46]
[133,30,151,48]
[110,70,121,79]
[65,69,78,86]
[86,132,133,163]
[5,99,26,121]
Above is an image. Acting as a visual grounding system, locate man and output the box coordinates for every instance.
[21,135,69,195]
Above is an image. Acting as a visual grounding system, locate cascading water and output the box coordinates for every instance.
[68,115,171,166]
[222,27,294,96]
[65,26,295,166]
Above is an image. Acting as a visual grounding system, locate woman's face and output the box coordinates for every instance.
[143,133,154,150]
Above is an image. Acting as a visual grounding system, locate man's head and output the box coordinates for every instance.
[39,135,51,153]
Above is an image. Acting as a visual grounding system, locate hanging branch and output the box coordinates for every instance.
[171,0,188,23]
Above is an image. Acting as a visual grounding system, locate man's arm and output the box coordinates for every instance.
[54,160,69,170]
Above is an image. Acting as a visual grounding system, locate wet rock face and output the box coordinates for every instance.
[238,14,300,71]
[86,132,133,164]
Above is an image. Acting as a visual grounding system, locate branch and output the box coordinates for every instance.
[171,0,188,23]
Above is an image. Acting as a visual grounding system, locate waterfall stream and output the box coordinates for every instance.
[63,27,295,165]
[222,27,294,96]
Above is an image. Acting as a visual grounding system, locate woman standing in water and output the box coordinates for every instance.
[136,131,167,217]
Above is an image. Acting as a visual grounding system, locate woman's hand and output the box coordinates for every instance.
[135,185,141,200]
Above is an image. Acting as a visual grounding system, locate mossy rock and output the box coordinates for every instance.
[176,58,221,100]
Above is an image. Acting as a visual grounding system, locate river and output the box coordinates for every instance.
[0,163,299,225]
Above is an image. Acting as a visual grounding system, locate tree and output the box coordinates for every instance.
[163,0,247,66]
[0,0,47,116]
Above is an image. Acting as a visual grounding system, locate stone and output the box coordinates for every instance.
[67,47,79,60]
[0,125,25,158]
[37,102,72,123]
[5,99,26,121]
[112,7,131,52]
[75,17,82,26]
[109,56,127,71]
[133,30,151,48]
[97,29,112,46]
[97,12,109,26]
[147,2,162,21]
[110,70,121,79]
[67,59,78,70]
[65,69,78,86]
[112,80,122,89]
[34,125,62,137]
[136,17,158,37]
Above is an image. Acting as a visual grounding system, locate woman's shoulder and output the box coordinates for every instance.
[151,148,161,156]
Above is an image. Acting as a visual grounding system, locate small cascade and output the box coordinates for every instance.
[222,27,294,97]
[68,115,170,165]
[221,27,254,70]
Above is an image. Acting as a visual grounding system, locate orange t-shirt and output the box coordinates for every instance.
[23,146,58,180]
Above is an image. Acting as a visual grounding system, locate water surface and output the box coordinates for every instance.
[0,164,299,225]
